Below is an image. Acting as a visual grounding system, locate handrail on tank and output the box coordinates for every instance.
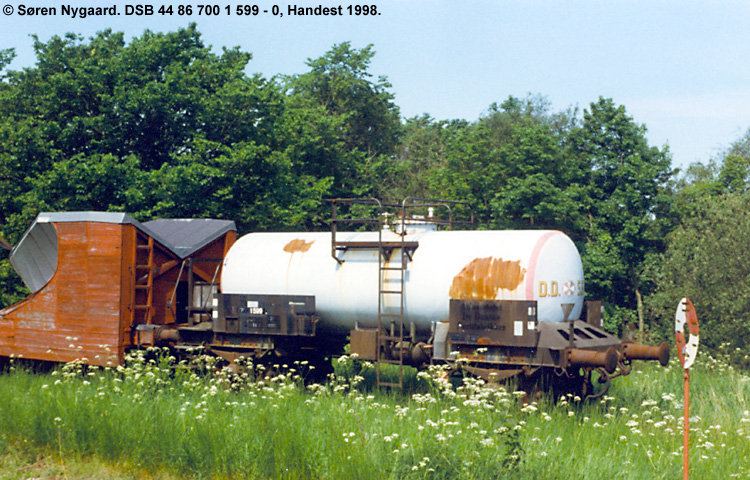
[328,197,473,263]
[400,197,473,233]
[329,198,383,264]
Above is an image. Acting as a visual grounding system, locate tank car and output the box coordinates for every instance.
[213,198,668,397]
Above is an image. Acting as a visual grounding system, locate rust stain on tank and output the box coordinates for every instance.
[283,239,314,253]
[449,257,526,300]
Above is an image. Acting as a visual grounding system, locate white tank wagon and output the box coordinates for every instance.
[212,198,670,397]
[221,229,585,330]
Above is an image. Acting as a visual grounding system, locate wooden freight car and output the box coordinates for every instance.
[0,212,235,366]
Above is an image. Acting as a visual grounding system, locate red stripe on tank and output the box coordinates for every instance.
[525,231,562,300]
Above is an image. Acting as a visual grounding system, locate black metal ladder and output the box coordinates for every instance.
[376,224,408,388]
[329,198,471,388]
[329,198,411,388]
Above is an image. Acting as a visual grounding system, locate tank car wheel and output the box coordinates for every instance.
[520,368,585,402]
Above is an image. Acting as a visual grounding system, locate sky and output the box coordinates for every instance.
[1,1,750,171]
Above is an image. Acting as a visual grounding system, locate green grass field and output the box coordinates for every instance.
[0,348,748,480]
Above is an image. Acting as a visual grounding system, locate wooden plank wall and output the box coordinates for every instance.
[118,224,136,358]
[0,222,124,366]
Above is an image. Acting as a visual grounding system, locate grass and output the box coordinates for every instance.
[0,348,748,479]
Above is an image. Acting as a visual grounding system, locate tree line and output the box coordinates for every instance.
[0,25,747,359]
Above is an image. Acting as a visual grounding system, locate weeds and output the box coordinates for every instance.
[0,349,748,479]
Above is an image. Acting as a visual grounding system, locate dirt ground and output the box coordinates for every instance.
[0,448,182,480]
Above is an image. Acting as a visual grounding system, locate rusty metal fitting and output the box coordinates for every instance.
[622,341,670,367]
[410,342,430,365]
[567,347,618,374]
[155,327,180,344]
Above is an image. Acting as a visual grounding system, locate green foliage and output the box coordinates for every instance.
[0,25,326,235]
[380,114,453,201]
[0,259,28,307]
[281,42,402,215]
[568,98,674,331]
[717,128,750,193]
[285,42,401,158]
[645,127,750,352]
[419,94,587,232]
[669,161,723,222]
[0,48,14,75]
[0,26,365,304]
[646,193,750,350]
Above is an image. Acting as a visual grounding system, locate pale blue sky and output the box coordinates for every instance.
[2,1,750,170]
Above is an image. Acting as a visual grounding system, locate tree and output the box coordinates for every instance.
[668,129,750,224]
[715,128,750,194]
[0,24,298,240]
[644,128,750,358]
[488,122,586,234]
[0,48,14,76]
[283,42,402,202]
[285,42,401,158]
[645,193,750,358]
[568,97,674,334]
[426,94,585,232]
[380,114,452,201]
[0,26,349,304]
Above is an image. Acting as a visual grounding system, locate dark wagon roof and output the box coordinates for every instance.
[143,218,236,258]
[10,212,236,293]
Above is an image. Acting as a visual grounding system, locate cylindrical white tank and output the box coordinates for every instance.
[221,229,584,332]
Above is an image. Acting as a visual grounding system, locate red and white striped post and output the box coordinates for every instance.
[675,298,699,480]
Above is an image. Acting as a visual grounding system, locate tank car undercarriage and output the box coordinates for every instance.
[140,290,669,398]
[441,299,668,398]
[349,297,669,398]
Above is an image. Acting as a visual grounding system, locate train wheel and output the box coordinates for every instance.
[516,368,583,403]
